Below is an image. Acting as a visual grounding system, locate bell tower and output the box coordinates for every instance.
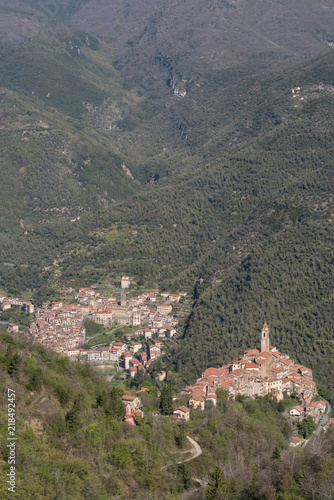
[121,288,126,307]
[261,322,270,352]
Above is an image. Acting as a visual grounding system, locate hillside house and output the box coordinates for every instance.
[290,405,304,418]
[7,323,19,333]
[169,294,181,303]
[125,405,144,425]
[155,370,166,382]
[290,437,303,447]
[173,406,190,421]
[121,395,141,411]
[149,345,161,360]
[122,352,133,370]
[130,342,142,354]
[156,303,173,314]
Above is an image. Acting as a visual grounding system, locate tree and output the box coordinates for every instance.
[7,353,21,375]
[66,393,83,431]
[207,466,226,500]
[26,367,43,391]
[175,425,187,448]
[106,388,125,420]
[54,383,70,407]
[297,416,317,439]
[272,444,281,459]
[178,462,192,490]
[160,385,173,415]
[277,400,286,413]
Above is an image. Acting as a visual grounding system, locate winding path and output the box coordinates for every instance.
[177,436,202,463]
[161,435,202,471]
[161,436,205,489]
[313,400,331,438]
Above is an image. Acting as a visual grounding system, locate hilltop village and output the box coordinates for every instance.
[119,324,326,437]
[176,323,317,408]
[0,278,183,379]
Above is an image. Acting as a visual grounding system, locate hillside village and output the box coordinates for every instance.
[0,288,330,438]
[172,323,326,431]
[118,323,328,439]
[0,277,184,380]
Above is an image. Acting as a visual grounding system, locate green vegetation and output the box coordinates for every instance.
[0,1,333,498]
[83,318,105,336]
[297,416,317,439]
[0,51,333,401]
[84,332,114,348]
[159,384,174,416]
[1,330,333,499]
[0,307,35,330]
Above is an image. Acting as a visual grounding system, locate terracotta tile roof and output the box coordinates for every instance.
[121,395,136,401]
[256,351,271,359]
[175,406,190,413]
[291,437,302,444]
[292,405,304,412]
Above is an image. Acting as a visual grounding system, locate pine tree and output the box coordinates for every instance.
[7,353,21,375]
[107,388,125,420]
[207,466,225,500]
[175,425,187,448]
[65,393,83,432]
[26,367,43,391]
[272,444,281,459]
[178,463,192,490]
[160,385,173,415]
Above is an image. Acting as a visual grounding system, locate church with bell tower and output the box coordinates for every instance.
[261,322,270,352]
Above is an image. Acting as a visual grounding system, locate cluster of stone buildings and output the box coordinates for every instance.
[0,294,34,314]
[21,280,182,355]
[175,323,317,410]
[289,400,326,423]
[28,302,86,352]
[68,337,168,382]
[74,280,182,330]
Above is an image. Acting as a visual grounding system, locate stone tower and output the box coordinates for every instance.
[121,288,126,307]
[261,322,270,352]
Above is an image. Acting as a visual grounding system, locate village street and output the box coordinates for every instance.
[304,400,331,449]
[314,400,331,438]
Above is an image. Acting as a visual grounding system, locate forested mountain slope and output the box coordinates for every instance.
[1,0,334,183]
[56,61,333,398]
[0,0,333,401]
[72,0,334,72]
[0,89,140,233]
[69,0,334,182]
[1,330,334,499]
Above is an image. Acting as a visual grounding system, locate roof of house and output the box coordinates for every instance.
[175,406,190,413]
[291,437,302,444]
[291,405,304,412]
[121,395,136,401]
